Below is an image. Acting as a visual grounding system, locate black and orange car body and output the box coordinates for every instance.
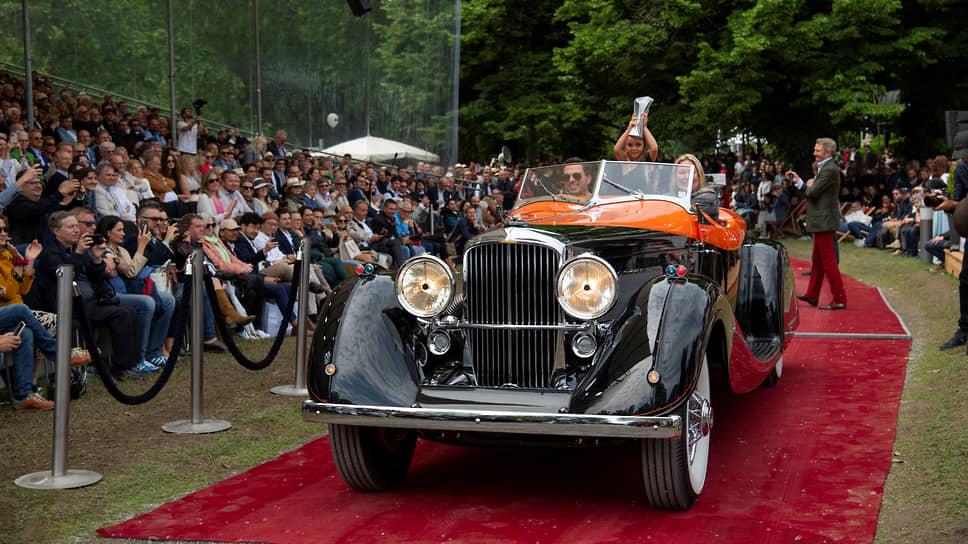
[303,160,798,509]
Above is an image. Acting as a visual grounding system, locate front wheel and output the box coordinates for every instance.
[641,355,713,510]
[329,424,417,491]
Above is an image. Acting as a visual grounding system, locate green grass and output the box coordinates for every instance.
[5,404,323,544]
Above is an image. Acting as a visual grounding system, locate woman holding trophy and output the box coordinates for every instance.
[614,96,658,162]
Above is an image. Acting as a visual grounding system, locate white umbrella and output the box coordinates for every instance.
[316,135,440,163]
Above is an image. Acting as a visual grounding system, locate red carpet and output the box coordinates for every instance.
[790,259,909,337]
[99,259,910,544]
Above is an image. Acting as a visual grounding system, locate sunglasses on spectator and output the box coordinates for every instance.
[166,158,176,163]
[79,220,95,226]
[241,185,254,190]
[205,154,214,158]
[0,227,8,233]
[205,223,215,228]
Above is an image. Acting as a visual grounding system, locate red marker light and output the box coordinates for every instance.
[356,264,365,274]
[676,265,687,277]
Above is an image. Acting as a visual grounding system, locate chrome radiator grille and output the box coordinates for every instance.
[464,242,561,388]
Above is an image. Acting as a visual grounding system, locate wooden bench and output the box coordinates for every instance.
[945,249,963,276]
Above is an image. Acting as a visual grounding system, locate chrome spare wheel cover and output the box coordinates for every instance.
[686,359,712,494]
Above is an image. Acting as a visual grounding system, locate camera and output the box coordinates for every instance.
[192,98,208,115]
[923,192,944,208]
[89,234,104,245]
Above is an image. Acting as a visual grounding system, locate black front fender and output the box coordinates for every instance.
[570,275,728,417]
[308,275,420,406]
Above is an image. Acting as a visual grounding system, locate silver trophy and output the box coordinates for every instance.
[629,96,654,138]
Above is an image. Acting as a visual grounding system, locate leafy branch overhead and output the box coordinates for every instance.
[464,0,965,162]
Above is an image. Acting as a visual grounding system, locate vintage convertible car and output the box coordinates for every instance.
[303,160,798,509]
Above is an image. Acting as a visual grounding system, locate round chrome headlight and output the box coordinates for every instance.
[556,255,617,320]
[395,255,455,318]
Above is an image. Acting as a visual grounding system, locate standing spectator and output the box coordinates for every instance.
[935,145,968,350]
[797,137,847,310]
[176,107,202,156]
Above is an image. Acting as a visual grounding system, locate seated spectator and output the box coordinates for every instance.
[0,304,58,410]
[897,195,922,257]
[119,157,155,206]
[367,199,408,269]
[0,214,59,396]
[280,177,306,214]
[216,167,251,219]
[454,201,485,255]
[197,168,235,225]
[394,199,427,257]
[143,151,177,202]
[99,215,175,368]
[35,211,146,380]
[196,214,257,328]
[5,164,81,244]
[251,178,276,216]
[93,163,137,222]
[299,207,348,286]
[853,195,894,248]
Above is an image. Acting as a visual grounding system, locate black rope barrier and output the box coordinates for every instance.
[74,280,192,405]
[201,260,301,371]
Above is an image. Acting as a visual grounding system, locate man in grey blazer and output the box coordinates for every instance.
[797,137,847,310]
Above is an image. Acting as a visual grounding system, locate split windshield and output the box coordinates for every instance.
[517,161,696,208]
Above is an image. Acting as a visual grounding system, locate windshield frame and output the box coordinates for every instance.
[515,160,696,211]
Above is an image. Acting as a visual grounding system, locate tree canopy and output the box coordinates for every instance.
[461,0,968,164]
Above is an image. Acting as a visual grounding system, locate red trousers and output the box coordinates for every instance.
[805,231,846,304]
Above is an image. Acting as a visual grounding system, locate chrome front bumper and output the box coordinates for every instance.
[302,401,682,439]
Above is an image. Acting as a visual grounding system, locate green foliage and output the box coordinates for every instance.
[0,0,460,159]
[468,0,964,164]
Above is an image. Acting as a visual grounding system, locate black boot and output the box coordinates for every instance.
[939,329,967,351]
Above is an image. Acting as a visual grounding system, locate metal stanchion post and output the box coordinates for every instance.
[162,251,231,434]
[16,265,101,489]
[919,206,933,264]
[271,237,310,396]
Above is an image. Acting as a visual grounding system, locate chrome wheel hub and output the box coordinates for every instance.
[687,390,713,463]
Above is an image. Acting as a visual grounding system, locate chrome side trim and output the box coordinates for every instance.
[303,401,681,439]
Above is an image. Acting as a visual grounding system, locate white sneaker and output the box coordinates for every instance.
[254,329,272,339]
[854,239,865,248]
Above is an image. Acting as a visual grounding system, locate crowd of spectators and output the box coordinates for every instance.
[713,146,956,269]
[1,69,960,412]
[0,71,517,410]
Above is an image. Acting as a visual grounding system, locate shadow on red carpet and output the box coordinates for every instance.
[98,259,910,544]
